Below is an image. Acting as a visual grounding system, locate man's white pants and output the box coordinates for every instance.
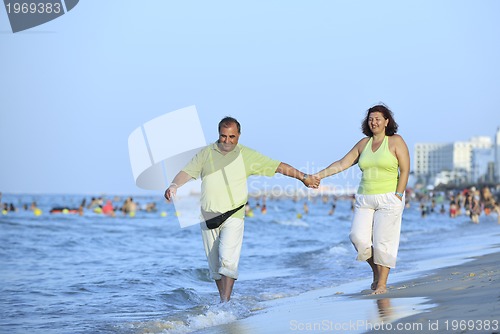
[201,217,244,280]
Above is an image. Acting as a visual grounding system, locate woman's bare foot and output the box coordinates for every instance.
[371,284,387,295]
[371,281,378,290]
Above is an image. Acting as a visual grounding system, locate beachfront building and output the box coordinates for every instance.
[414,136,495,188]
[495,127,500,183]
[414,143,453,186]
[471,148,495,184]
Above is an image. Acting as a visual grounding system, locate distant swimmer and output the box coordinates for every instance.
[50,207,80,214]
[449,197,457,218]
[328,201,336,216]
[51,198,86,215]
[303,202,309,214]
[121,197,137,216]
[245,202,254,217]
[494,203,500,224]
[470,196,481,224]
[102,200,116,217]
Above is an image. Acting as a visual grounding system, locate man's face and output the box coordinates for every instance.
[218,123,240,153]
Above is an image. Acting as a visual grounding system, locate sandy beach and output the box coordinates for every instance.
[196,241,500,334]
[361,248,500,334]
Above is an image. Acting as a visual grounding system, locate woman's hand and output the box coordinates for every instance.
[303,174,320,188]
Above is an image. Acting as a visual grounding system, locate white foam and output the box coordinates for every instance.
[329,245,349,255]
[127,301,249,334]
[185,309,237,331]
[274,219,309,227]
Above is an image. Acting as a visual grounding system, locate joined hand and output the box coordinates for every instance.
[303,174,320,189]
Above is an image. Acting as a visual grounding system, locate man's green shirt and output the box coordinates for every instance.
[182,142,280,219]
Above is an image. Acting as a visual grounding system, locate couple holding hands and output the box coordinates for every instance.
[165,104,410,302]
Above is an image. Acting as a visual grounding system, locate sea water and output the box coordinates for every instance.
[1,193,499,333]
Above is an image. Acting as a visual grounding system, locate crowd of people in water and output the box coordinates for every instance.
[413,185,500,224]
[1,186,499,224]
[0,193,158,218]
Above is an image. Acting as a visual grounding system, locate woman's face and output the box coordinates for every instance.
[368,112,389,135]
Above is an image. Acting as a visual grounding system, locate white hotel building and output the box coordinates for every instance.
[414,128,500,188]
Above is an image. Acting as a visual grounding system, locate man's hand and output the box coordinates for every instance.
[303,174,320,188]
[275,163,321,189]
[164,172,192,201]
[164,184,178,201]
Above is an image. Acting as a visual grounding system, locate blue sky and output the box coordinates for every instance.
[1,1,499,195]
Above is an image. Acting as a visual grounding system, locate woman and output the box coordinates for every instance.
[314,104,410,294]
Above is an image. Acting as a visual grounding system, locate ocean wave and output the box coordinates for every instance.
[163,268,212,284]
[160,288,204,311]
[122,300,250,334]
[328,244,350,255]
[271,219,309,228]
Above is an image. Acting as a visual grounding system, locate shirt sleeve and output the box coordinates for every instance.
[181,146,208,179]
[242,146,281,177]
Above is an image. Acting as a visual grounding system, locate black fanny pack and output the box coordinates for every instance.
[202,204,245,229]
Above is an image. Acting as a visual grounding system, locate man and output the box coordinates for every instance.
[164,116,319,302]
